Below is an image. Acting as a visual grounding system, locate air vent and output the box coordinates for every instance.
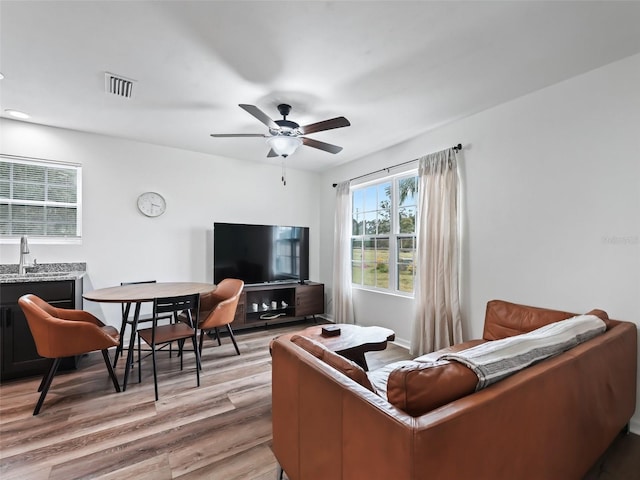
[104,72,135,98]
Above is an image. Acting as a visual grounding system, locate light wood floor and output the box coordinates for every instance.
[1,320,638,480]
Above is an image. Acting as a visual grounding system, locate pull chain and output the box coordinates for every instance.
[281,160,287,186]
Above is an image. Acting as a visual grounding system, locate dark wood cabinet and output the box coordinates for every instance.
[234,282,324,329]
[232,293,246,328]
[294,283,325,317]
[0,278,83,381]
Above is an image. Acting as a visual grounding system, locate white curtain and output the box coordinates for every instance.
[332,181,354,324]
[411,148,463,355]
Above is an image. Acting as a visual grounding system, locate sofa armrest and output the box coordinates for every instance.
[411,320,637,479]
[272,336,417,480]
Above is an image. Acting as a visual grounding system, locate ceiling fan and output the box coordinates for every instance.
[210,104,351,158]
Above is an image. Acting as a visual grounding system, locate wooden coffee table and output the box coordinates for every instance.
[298,324,395,371]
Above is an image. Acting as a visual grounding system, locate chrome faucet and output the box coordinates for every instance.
[19,235,30,275]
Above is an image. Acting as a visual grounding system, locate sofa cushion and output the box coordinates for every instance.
[290,335,376,393]
[389,340,486,406]
[385,360,478,417]
[585,308,613,330]
[368,360,416,397]
[483,300,576,340]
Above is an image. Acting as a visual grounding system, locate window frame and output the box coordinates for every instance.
[0,154,82,244]
[350,169,418,297]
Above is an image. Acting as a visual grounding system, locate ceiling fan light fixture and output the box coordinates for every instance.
[266,135,302,157]
[212,103,349,158]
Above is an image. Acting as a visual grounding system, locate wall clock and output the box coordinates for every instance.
[137,191,166,217]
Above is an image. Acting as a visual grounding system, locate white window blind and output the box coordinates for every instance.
[0,155,82,238]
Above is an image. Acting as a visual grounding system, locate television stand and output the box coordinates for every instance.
[231,282,324,329]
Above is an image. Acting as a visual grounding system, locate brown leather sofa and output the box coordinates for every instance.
[271,300,637,480]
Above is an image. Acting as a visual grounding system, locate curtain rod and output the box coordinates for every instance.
[332,143,462,187]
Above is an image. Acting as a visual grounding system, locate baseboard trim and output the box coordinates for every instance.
[392,337,410,350]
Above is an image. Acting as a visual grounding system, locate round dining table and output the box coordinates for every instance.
[83,282,215,304]
[83,282,216,390]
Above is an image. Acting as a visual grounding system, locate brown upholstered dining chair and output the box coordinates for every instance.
[17,294,121,415]
[196,278,244,356]
[137,293,201,401]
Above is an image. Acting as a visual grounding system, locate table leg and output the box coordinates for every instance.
[345,350,369,371]
[122,302,141,391]
[113,302,132,368]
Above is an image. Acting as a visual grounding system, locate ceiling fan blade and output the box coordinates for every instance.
[239,104,279,130]
[210,133,266,138]
[266,149,279,158]
[302,137,343,154]
[299,116,351,135]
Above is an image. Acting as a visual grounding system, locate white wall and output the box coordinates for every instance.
[320,53,640,431]
[0,120,321,325]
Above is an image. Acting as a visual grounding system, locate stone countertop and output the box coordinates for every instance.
[0,262,86,284]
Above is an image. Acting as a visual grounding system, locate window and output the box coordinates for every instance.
[0,155,82,239]
[351,173,418,294]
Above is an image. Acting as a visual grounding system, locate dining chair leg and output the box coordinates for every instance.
[191,334,200,387]
[169,311,178,357]
[215,327,222,346]
[195,331,204,371]
[226,324,240,356]
[38,358,55,392]
[113,340,122,369]
[195,331,203,370]
[101,349,121,392]
[138,333,142,383]
[151,341,159,401]
[34,358,61,415]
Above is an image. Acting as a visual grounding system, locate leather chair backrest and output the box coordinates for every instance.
[18,294,118,359]
[199,279,244,329]
[27,293,61,317]
[19,294,59,358]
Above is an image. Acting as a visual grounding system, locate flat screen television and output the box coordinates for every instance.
[213,222,310,285]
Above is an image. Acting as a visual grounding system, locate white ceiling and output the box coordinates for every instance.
[2,1,640,172]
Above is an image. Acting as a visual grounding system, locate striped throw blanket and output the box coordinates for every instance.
[438,314,606,390]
